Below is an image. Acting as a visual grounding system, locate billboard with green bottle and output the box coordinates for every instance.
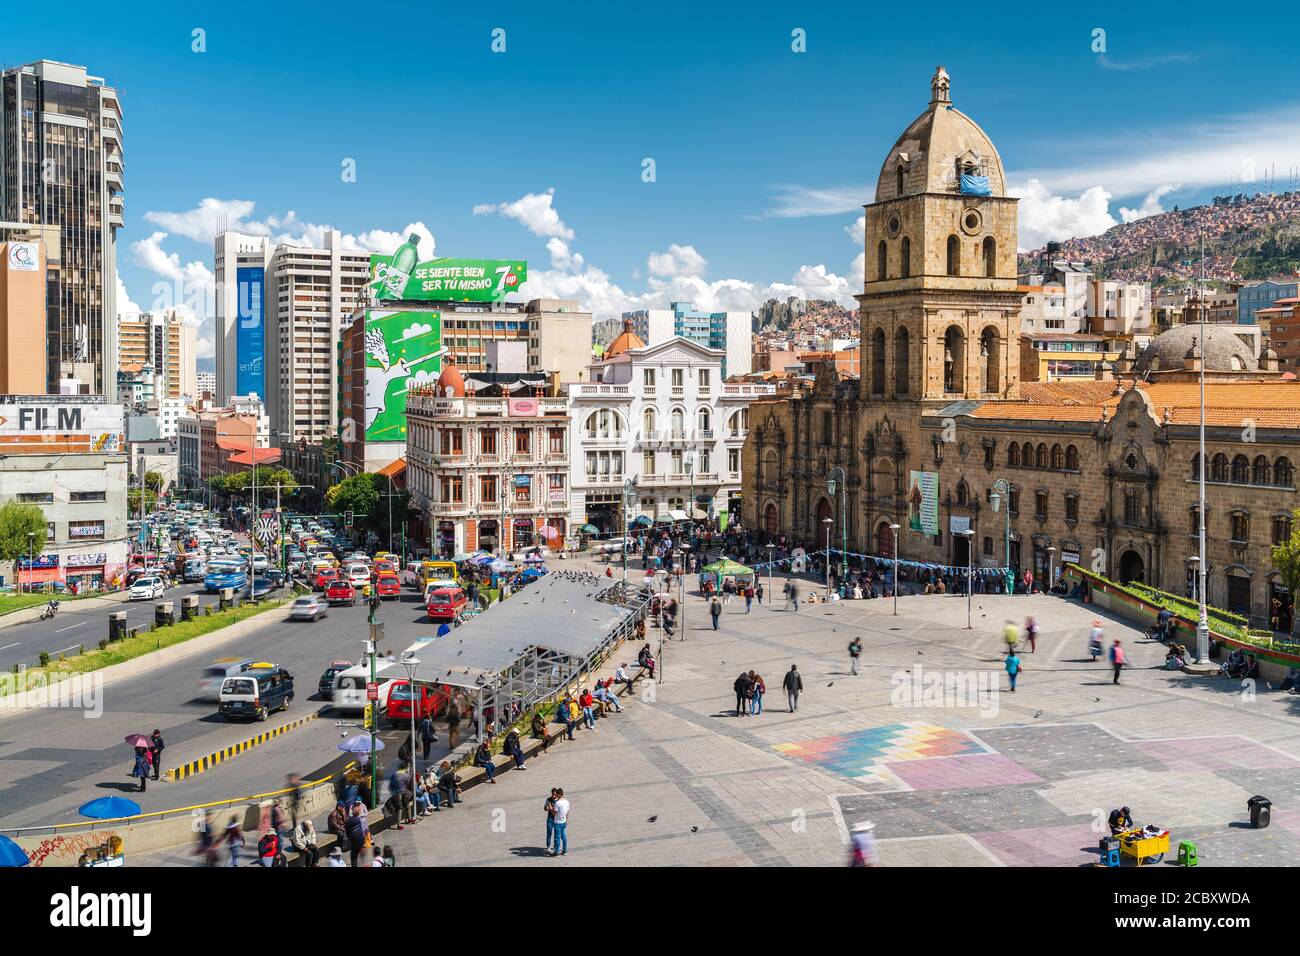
[369,235,527,303]
[363,310,445,443]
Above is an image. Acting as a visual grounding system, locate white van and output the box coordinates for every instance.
[332,660,398,714]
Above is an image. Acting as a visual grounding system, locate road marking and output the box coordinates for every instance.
[53,644,82,656]
[0,642,19,651]
[55,622,85,634]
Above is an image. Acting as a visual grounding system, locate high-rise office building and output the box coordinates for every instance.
[213,231,270,405]
[118,309,197,400]
[0,60,125,396]
[626,301,752,378]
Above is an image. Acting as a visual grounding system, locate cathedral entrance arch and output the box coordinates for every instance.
[1119,549,1145,584]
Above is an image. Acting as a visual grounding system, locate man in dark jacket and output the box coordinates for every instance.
[149,729,165,780]
[418,714,437,759]
[733,672,752,717]
[783,665,803,712]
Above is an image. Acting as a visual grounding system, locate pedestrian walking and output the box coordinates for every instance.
[783,664,803,713]
[345,802,369,867]
[756,581,764,605]
[1005,651,1022,692]
[1109,639,1126,685]
[194,810,218,867]
[1088,620,1104,660]
[733,671,752,717]
[446,700,461,750]
[544,788,559,853]
[789,582,800,611]
[222,819,245,868]
[419,714,437,759]
[131,746,150,792]
[1025,616,1038,654]
[1002,620,1019,654]
[710,595,722,630]
[149,729,165,781]
[744,584,754,613]
[750,671,766,715]
[550,788,570,857]
[848,637,863,676]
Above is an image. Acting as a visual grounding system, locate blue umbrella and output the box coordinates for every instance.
[0,834,28,867]
[631,515,653,527]
[470,554,496,566]
[338,734,384,753]
[79,796,141,820]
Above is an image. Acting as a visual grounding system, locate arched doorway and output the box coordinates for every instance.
[815,498,833,545]
[876,521,895,556]
[1226,570,1252,618]
[764,503,778,540]
[1119,549,1145,584]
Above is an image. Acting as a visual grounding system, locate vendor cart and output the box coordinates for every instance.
[1118,826,1170,866]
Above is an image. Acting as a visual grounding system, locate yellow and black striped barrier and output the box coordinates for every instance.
[165,715,317,782]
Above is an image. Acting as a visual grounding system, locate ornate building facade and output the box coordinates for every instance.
[743,68,1300,628]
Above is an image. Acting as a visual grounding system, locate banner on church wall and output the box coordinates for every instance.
[907,470,939,537]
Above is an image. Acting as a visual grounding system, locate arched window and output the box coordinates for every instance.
[1253,455,1271,485]
[1190,506,1201,535]
[956,480,970,506]
[1036,444,1049,469]
[1278,457,1295,486]
[900,236,911,278]
[1211,453,1229,482]
[1022,441,1035,467]
[1230,511,1249,543]
[670,407,685,438]
[1123,488,1140,526]
[1008,443,1021,466]
[943,326,965,392]
[727,409,748,437]
[896,164,905,196]
[894,327,910,395]
[1065,445,1079,471]
[982,236,996,277]
[1274,513,1293,545]
[643,407,657,438]
[697,408,711,435]
[1051,444,1064,470]
[1232,454,1250,484]
[762,448,779,485]
[1190,453,1203,481]
[946,235,960,276]
[877,240,887,280]
[980,328,999,393]
[871,328,886,394]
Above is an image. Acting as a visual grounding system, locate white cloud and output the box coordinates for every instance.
[402,321,433,340]
[115,273,141,321]
[763,183,870,218]
[1120,183,1182,223]
[143,198,263,243]
[646,244,708,278]
[474,188,573,239]
[845,216,866,245]
[546,237,585,271]
[1010,179,1118,252]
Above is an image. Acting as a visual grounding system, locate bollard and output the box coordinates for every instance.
[219,587,232,611]
[181,595,199,622]
[154,601,175,627]
[108,610,127,642]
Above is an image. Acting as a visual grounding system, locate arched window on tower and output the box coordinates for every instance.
[877,240,887,280]
[1065,445,1080,470]
[871,328,886,394]
[980,327,999,393]
[943,326,965,393]
[983,236,996,278]
[900,236,911,278]
[894,327,910,395]
[896,164,905,196]
[946,235,960,276]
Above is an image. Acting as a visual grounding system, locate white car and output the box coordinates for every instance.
[251,553,270,573]
[346,563,371,588]
[288,595,328,622]
[129,576,165,601]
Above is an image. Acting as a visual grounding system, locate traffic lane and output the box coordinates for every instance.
[0,582,210,673]
[0,591,442,826]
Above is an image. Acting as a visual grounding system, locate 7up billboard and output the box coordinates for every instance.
[364,310,444,443]
[369,237,526,303]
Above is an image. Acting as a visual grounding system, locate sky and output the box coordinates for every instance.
[5,0,1298,357]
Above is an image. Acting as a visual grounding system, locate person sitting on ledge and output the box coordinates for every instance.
[1280,667,1300,694]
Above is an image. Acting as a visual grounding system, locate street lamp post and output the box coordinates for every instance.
[622,478,636,585]
[822,517,833,597]
[990,479,1013,594]
[890,523,900,615]
[1047,546,1057,594]
[828,466,847,578]
[958,529,975,629]
[26,531,34,592]
[400,652,421,825]
[765,542,775,609]
[685,450,695,538]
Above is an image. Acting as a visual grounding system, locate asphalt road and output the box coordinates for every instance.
[0,582,444,829]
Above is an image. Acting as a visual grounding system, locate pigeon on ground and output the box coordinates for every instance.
[1033,710,1042,719]
[827,681,834,688]
[690,826,699,833]
[647,815,657,823]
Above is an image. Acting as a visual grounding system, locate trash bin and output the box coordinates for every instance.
[154,601,175,627]
[181,595,199,622]
[1248,795,1271,829]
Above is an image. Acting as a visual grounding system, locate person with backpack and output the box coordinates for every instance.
[733,671,752,717]
[749,671,766,715]
[1005,651,1022,693]
[848,637,863,676]
[744,584,754,613]
[783,664,803,712]
[1109,639,1126,685]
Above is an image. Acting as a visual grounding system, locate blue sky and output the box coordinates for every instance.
[5,0,1298,355]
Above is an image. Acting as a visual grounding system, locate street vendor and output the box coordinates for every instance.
[1108,806,1132,835]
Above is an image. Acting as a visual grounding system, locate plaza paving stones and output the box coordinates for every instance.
[234,561,1300,867]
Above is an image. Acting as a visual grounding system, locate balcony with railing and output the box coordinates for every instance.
[571,383,631,398]
[720,383,777,399]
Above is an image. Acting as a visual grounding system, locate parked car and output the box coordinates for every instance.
[426,586,468,623]
[318,659,353,699]
[325,580,358,606]
[374,572,401,599]
[385,679,449,727]
[128,576,166,601]
[288,595,327,621]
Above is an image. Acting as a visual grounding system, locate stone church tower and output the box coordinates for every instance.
[858,67,1022,403]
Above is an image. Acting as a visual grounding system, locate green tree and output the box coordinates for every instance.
[1270,508,1300,637]
[326,473,381,533]
[0,501,48,563]
[127,488,159,516]
[144,470,164,493]
[222,466,297,497]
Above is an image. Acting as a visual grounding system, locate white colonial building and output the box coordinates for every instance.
[568,323,773,533]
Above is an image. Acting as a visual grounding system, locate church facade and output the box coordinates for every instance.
[742,68,1300,629]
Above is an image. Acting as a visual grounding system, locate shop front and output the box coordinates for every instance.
[436,520,457,558]
[65,552,109,593]
[512,517,535,550]
[15,555,60,591]
[478,519,500,553]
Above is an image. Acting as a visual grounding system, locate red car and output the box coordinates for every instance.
[385,679,449,727]
[325,580,357,606]
[426,586,468,623]
[375,572,401,599]
[313,567,339,591]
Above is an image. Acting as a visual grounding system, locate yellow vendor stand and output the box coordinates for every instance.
[1118,826,1170,866]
